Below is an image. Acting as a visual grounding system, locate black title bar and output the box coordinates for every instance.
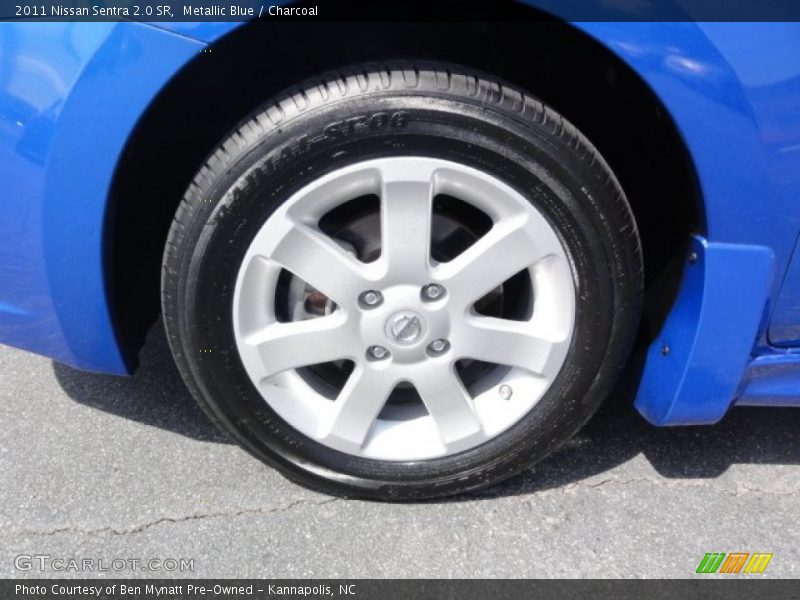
[3,0,800,22]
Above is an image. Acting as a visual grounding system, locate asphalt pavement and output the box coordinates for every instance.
[1,322,798,578]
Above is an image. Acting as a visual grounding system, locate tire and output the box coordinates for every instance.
[161,61,643,500]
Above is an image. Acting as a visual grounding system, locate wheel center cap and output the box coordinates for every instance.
[385,310,426,346]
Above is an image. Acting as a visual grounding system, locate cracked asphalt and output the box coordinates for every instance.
[1,322,799,578]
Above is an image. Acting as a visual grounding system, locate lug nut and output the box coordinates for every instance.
[360,290,383,308]
[499,384,513,400]
[367,345,390,360]
[427,339,450,355]
[421,283,445,301]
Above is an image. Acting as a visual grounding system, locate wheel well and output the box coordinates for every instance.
[108,6,701,368]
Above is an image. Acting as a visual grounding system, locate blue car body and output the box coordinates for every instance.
[1,14,799,426]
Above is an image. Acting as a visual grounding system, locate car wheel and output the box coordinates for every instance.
[161,61,642,500]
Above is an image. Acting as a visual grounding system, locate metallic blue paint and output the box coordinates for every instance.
[575,23,800,334]
[634,236,774,425]
[571,21,800,421]
[1,15,799,421]
[770,235,800,346]
[0,23,203,373]
[738,353,800,406]
[144,21,236,43]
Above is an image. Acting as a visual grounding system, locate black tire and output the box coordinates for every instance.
[161,61,643,500]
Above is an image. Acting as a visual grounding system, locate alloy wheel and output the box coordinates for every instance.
[232,157,576,461]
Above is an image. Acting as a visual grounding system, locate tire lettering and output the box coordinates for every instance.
[324,111,411,137]
[236,111,413,195]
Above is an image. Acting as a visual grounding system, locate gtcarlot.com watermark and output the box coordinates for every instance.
[14,554,194,573]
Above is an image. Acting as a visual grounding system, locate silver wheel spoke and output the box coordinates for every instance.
[325,366,397,450]
[437,219,555,306]
[414,367,485,449]
[380,173,434,281]
[457,316,562,377]
[245,315,354,379]
[253,219,371,306]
